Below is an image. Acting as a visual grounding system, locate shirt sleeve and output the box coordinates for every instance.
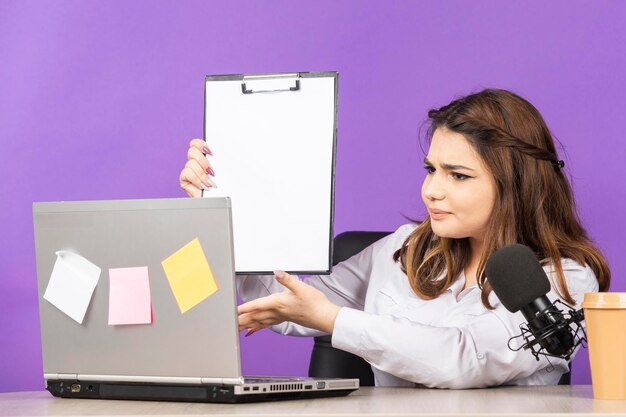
[331,260,598,388]
[236,231,397,337]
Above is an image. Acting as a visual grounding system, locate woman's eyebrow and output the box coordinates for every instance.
[423,157,475,171]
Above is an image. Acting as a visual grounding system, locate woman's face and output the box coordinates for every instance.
[421,128,497,243]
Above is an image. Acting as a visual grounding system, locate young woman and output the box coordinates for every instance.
[179,89,610,388]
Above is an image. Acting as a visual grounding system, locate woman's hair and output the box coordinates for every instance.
[393,88,610,308]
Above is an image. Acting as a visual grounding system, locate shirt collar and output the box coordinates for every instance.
[446,270,466,295]
[446,269,479,300]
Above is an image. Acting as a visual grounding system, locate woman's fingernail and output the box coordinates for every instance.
[274,270,285,279]
[245,329,256,337]
[206,166,215,176]
[204,177,218,189]
[202,146,212,155]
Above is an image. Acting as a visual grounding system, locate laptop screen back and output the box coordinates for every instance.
[33,197,241,381]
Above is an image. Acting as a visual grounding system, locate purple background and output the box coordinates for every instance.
[1,1,625,393]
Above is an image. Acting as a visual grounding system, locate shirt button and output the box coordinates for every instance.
[477,353,485,359]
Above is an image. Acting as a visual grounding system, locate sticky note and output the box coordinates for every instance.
[43,250,101,324]
[108,266,152,325]
[161,238,218,313]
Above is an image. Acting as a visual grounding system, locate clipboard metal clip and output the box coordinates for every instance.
[241,74,300,94]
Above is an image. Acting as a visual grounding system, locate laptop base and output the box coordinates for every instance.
[47,380,357,403]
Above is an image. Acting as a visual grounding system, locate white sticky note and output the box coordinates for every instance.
[43,250,101,324]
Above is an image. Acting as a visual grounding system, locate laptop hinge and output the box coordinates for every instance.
[67,374,202,384]
[84,374,205,384]
[45,373,244,385]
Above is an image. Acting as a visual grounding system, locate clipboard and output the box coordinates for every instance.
[203,72,338,275]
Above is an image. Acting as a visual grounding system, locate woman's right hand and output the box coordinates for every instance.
[179,138,217,198]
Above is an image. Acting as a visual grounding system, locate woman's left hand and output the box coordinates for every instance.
[238,271,341,335]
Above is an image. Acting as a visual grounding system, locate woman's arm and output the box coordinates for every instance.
[238,276,552,388]
[331,261,598,388]
[237,232,392,337]
[331,305,545,388]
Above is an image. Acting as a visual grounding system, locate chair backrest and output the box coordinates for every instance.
[308,231,391,386]
[558,364,571,385]
[332,231,393,265]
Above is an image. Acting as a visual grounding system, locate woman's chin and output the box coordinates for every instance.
[431,227,466,240]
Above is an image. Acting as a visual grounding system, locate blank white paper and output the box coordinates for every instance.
[204,74,336,273]
[43,250,101,324]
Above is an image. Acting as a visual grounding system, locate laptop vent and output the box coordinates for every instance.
[269,383,304,392]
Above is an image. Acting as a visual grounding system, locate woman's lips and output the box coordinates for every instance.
[429,208,451,220]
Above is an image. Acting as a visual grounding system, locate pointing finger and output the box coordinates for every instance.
[237,295,278,315]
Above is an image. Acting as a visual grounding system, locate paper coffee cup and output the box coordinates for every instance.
[582,292,626,400]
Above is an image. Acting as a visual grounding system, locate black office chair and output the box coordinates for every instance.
[308,231,391,386]
[558,365,571,385]
[307,230,572,386]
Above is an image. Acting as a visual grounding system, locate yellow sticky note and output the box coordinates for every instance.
[161,238,218,314]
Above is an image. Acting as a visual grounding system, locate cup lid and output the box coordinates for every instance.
[582,292,626,309]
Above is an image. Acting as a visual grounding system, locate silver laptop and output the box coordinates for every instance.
[33,197,358,403]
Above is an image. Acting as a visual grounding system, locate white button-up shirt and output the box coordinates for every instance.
[237,224,599,388]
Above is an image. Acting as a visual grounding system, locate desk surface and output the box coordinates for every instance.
[1,386,625,417]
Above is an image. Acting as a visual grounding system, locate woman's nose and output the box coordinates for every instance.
[422,174,445,201]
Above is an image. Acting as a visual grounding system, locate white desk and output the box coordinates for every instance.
[1,386,626,416]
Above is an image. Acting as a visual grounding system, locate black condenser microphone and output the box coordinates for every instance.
[486,244,584,361]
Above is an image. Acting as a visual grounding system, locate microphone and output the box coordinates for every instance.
[486,244,585,361]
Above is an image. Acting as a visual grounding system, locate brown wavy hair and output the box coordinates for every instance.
[393,89,610,308]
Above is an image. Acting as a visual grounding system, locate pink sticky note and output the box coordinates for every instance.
[108,267,152,325]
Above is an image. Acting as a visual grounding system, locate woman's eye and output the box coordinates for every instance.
[451,172,470,181]
[424,165,435,174]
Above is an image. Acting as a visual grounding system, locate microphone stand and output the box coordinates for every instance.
[508,300,587,362]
